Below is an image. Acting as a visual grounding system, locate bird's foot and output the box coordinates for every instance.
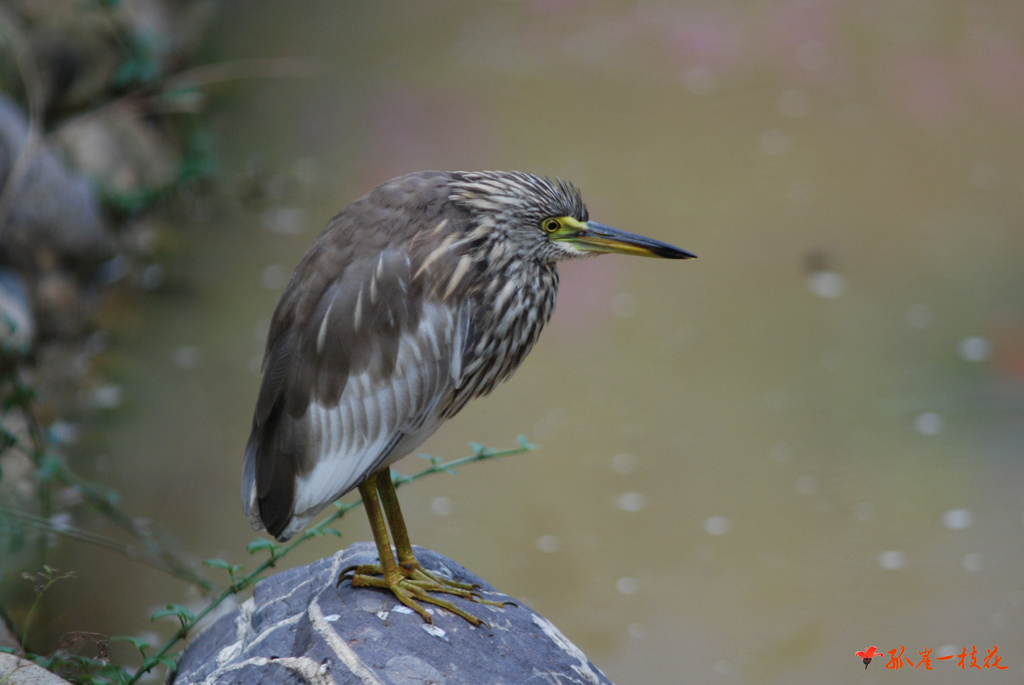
[338,562,512,626]
[402,561,477,593]
[402,562,515,609]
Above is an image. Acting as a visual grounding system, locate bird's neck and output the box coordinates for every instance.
[446,252,559,411]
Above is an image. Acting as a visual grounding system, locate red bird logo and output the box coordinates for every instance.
[856,646,883,669]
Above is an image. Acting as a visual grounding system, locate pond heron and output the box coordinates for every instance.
[243,170,694,624]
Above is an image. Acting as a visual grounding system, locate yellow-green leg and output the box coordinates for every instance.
[376,470,476,591]
[339,469,503,626]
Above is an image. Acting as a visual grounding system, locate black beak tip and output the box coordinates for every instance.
[660,246,697,260]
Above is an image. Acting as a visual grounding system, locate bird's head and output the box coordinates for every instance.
[449,171,695,264]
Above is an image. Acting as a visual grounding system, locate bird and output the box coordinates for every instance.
[242,170,694,625]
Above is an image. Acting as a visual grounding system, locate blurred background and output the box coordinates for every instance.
[30,0,1024,682]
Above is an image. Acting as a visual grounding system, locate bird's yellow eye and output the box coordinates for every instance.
[542,218,561,233]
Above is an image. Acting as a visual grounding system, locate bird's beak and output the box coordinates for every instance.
[555,221,696,259]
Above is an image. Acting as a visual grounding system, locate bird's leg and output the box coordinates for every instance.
[375,469,476,591]
[338,473,492,626]
[341,479,432,622]
[376,470,513,613]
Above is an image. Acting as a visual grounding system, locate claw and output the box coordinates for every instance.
[337,564,360,586]
[467,592,511,607]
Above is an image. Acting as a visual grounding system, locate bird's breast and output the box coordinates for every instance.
[445,262,558,415]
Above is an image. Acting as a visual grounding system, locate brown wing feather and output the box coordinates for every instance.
[243,171,471,539]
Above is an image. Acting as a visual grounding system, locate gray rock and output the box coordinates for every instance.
[173,543,614,685]
[55,106,179,197]
[0,268,34,350]
[0,94,115,269]
[0,653,73,684]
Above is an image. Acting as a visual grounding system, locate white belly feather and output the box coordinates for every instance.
[279,302,462,538]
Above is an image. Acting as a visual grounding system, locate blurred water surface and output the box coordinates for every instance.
[56,1,1024,682]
